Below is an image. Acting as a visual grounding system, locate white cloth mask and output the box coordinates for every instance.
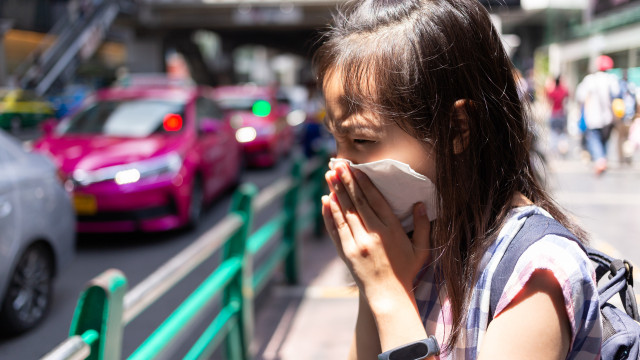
[330,158,438,232]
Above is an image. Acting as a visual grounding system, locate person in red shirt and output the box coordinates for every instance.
[546,76,570,156]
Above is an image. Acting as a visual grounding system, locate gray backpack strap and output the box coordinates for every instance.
[587,247,639,321]
[489,214,581,320]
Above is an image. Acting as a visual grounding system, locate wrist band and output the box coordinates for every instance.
[377,336,440,360]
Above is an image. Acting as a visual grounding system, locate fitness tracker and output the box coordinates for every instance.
[377,336,440,360]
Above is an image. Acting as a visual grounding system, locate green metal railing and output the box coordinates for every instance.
[41,154,328,360]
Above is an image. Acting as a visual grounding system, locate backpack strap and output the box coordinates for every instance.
[588,247,640,321]
[489,214,581,320]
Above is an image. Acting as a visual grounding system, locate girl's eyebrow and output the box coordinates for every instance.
[324,95,379,136]
[328,118,380,137]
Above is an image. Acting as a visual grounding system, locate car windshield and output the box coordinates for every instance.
[59,99,185,137]
[217,97,264,112]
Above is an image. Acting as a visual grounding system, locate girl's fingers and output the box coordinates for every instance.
[322,195,344,258]
[326,169,368,236]
[326,191,357,249]
[411,202,431,255]
[333,164,382,231]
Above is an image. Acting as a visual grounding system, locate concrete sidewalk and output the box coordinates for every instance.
[251,230,357,360]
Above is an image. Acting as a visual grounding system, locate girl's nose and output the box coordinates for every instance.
[334,154,357,166]
[334,147,357,164]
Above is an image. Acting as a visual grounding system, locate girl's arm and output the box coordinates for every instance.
[478,269,571,360]
[348,294,381,359]
[347,278,430,360]
[322,163,434,358]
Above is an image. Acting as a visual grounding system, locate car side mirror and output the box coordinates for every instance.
[199,118,220,134]
[41,118,57,136]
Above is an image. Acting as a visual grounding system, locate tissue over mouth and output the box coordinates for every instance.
[330,158,438,232]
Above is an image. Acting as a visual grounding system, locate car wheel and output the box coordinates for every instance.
[187,176,204,227]
[0,244,53,335]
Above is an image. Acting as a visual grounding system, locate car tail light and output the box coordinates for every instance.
[163,113,183,132]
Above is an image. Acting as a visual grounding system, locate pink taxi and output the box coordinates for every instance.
[213,85,294,167]
[33,82,243,233]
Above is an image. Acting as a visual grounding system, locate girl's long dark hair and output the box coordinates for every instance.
[313,0,587,353]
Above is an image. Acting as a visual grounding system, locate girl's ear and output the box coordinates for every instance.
[452,99,471,154]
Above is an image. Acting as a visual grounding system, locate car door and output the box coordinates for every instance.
[0,134,21,296]
[195,96,237,198]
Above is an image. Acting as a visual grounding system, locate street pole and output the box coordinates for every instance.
[0,19,14,87]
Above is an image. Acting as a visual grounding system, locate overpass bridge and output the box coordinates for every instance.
[136,0,339,30]
[10,0,526,93]
[125,0,523,57]
[111,0,525,87]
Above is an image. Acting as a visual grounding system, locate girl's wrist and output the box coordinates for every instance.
[367,288,428,352]
[365,282,417,317]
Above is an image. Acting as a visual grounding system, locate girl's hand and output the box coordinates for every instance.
[321,162,431,303]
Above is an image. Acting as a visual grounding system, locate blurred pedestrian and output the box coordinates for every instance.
[525,68,536,102]
[575,55,620,175]
[301,81,328,158]
[545,76,570,157]
[317,1,600,359]
[612,69,637,165]
[628,90,640,156]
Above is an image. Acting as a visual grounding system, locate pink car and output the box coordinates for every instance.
[33,83,243,233]
[213,85,294,167]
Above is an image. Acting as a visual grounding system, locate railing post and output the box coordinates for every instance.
[224,183,256,360]
[312,150,329,238]
[284,158,302,284]
[68,269,127,360]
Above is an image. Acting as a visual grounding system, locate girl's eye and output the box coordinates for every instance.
[353,139,375,145]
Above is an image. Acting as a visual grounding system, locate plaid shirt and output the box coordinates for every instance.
[414,206,602,359]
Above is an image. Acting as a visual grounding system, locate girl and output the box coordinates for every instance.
[316,1,602,359]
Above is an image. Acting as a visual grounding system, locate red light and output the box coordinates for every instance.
[163,114,183,132]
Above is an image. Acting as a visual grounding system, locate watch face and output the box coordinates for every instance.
[389,342,429,360]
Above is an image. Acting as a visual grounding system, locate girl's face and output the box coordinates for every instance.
[323,71,437,182]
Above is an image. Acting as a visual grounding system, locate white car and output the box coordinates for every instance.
[0,129,75,335]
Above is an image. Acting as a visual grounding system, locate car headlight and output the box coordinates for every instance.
[114,169,141,185]
[236,127,257,143]
[73,153,183,186]
[131,152,183,178]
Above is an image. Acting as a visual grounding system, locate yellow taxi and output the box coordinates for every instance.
[0,89,55,130]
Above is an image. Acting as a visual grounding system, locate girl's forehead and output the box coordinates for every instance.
[323,65,377,104]
[322,68,384,127]
[322,69,347,106]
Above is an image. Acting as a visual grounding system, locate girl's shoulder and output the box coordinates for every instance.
[496,205,593,284]
[496,226,595,312]
[504,205,586,249]
[493,206,601,351]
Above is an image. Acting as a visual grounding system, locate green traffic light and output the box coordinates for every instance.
[252,100,271,117]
